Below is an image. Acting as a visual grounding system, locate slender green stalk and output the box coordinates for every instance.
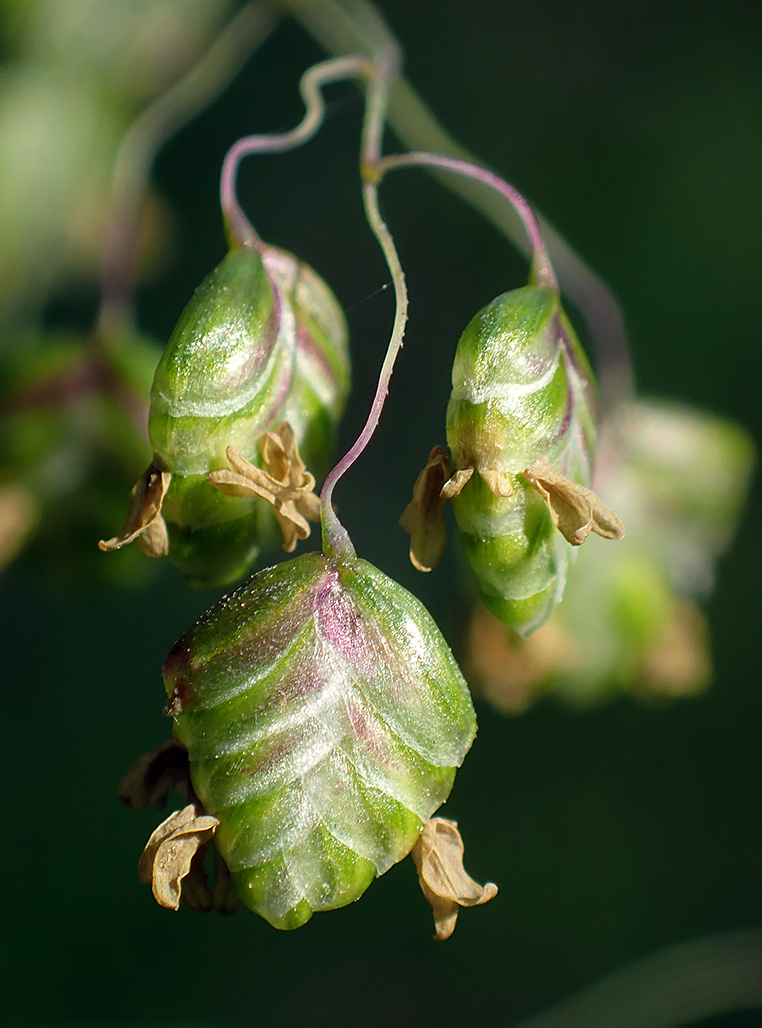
[216,40,410,561]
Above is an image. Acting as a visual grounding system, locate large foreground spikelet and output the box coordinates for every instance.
[162,550,477,929]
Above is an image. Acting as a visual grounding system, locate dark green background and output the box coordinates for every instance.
[3,1,760,1024]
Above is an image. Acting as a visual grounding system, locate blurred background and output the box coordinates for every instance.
[1,0,760,1025]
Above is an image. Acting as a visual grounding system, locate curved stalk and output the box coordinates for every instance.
[376,151,557,290]
[317,51,409,562]
[213,46,406,562]
[220,54,373,248]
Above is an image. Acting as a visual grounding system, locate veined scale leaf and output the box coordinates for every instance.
[163,551,477,929]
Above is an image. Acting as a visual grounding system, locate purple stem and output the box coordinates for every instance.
[319,176,408,560]
[219,54,372,248]
[376,151,558,290]
[318,51,407,562]
[213,51,401,561]
[320,144,559,559]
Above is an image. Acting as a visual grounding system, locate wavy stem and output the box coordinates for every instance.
[318,52,409,562]
[220,53,373,248]
[214,45,405,561]
[376,151,557,290]
[319,171,408,561]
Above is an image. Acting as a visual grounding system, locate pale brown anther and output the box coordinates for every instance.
[480,466,514,498]
[207,422,320,553]
[98,464,171,557]
[464,604,576,713]
[138,803,220,911]
[439,466,474,500]
[177,848,215,912]
[524,457,625,545]
[118,740,192,811]
[400,447,454,572]
[412,817,498,940]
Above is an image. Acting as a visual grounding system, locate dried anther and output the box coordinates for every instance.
[98,464,171,557]
[207,422,320,552]
[524,458,625,545]
[118,740,192,811]
[399,447,454,572]
[400,445,480,572]
[479,466,514,498]
[138,803,220,911]
[464,605,576,713]
[412,817,497,940]
[638,600,711,699]
[440,466,474,499]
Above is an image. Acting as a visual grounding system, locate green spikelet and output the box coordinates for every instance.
[446,284,598,636]
[103,243,350,587]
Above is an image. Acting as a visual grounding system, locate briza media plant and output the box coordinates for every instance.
[0,0,752,940]
[113,40,631,937]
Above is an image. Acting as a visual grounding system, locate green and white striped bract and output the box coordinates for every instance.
[148,243,350,587]
[163,551,477,930]
[447,283,597,637]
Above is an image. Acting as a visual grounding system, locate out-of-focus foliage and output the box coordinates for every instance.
[0,62,120,323]
[465,399,754,711]
[0,0,238,584]
[0,329,161,583]
[1,0,235,98]
[0,0,234,330]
